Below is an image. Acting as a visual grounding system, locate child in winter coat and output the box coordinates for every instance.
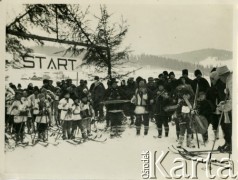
[9,93,30,143]
[176,89,195,148]
[71,98,83,139]
[80,94,95,138]
[196,91,213,143]
[58,91,74,140]
[34,93,51,141]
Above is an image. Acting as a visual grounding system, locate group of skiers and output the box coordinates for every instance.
[5,65,232,152]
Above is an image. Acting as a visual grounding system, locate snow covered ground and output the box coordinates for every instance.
[4,118,233,180]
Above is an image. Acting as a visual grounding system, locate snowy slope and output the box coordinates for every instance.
[198,57,233,70]
[5,119,231,180]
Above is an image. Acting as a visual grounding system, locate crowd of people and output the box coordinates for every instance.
[5,65,232,152]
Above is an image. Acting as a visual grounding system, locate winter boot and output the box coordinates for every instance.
[165,127,169,137]
[176,131,180,141]
[87,130,92,137]
[218,142,228,152]
[82,132,87,140]
[202,131,208,143]
[177,136,184,148]
[222,143,232,153]
[187,134,195,148]
[144,126,149,135]
[16,135,20,143]
[136,129,140,136]
[158,128,162,138]
[42,133,47,142]
[130,116,134,126]
[213,130,219,140]
[20,133,24,143]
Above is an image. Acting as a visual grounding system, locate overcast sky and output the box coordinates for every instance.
[7,3,233,55]
[104,4,233,55]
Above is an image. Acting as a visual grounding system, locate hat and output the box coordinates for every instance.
[209,71,219,81]
[194,69,202,77]
[169,71,175,77]
[111,78,118,84]
[217,66,230,76]
[80,79,84,83]
[158,73,164,78]
[163,71,169,76]
[182,69,188,76]
[148,77,154,81]
[43,79,49,84]
[136,76,143,84]
[94,76,100,81]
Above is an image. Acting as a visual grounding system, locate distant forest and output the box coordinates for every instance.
[161,48,232,62]
[129,54,214,76]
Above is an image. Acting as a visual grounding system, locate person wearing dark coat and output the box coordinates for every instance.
[27,83,34,95]
[90,76,105,121]
[131,79,153,136]
[75,80,88,100]
[103,78,127,137]
[147,77,157,122]
[196,91,213,143]
[125,78,137,125]
[153,81,170,138]
[206,69,226,140]
[191,69,210,93]
[181,69,193,86]
[167,71,178,95]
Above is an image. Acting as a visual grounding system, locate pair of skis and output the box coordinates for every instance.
[66,134,107,145]
[168,145,229,167]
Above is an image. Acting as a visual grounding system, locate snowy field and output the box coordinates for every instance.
[4,118,232,180]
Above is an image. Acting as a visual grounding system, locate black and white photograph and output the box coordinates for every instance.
[2,1,237,179]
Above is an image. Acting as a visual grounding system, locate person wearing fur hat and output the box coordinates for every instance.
[191,69,210,93]
[58,91,74,140]
[216,65,232,153]
[131,79,152,136]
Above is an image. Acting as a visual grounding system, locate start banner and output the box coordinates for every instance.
[6,52,83,72]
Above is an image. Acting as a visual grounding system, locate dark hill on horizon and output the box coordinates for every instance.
[160,48,232,63]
